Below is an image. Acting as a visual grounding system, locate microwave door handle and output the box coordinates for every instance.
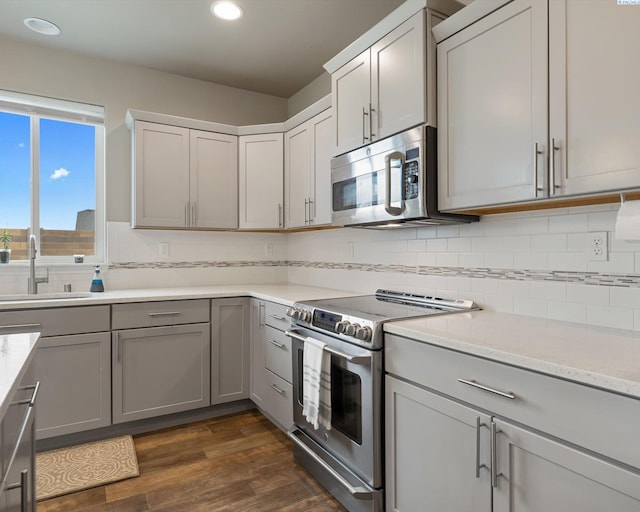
[385,151,405,216]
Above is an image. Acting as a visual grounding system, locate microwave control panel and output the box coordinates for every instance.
[403,146,420,200]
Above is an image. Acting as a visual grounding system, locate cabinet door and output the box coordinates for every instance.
[238,133,284,229]
[211,298,250,404]
[284,121,312,229]
[437,0,548,210]
[132,121,189,228]
[249,300,266,406]
[310,110,333,226]
[4,406,35,512]
[493,419,640,512]
[549,0,640,196]
[371,11,426,142]
[190,130,238,229]
[112,323,211,423]
[332,49,371,156]
[385,376,492,512]
[34,332,111,439]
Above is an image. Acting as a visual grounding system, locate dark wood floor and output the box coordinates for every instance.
[37,410,346,511]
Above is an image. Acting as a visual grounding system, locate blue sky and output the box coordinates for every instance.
[0,111,96,231]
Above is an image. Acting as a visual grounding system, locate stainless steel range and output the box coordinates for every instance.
[285,289,479,512]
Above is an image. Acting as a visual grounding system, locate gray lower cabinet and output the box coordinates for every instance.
[385,335,640,512]
[249,299,267,406]
[211,298,250,405]
[34,333,111,439]
[112,323,211,423]
[1,363,37,512]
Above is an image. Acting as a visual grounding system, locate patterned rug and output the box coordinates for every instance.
[36,435,140,501]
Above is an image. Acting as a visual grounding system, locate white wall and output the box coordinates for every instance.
[0,35,288,224]
[288,203,640,331]
[287,72,331,117]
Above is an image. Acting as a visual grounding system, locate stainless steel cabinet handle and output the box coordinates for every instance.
[114,332,121,364]
[308,199,314,223]
[549,138,560,196]
[7,469,29,512]
[458,378,516,400]
[13,381,40,407]
[369,104,375,139]
[362,107,369,143]
[259,302,265,327]
[287,430,373,499]
[278,203,283,228]
[491,422,498,488]
[285,330,371,365]
[304,198,309,225]
[533,142,544,195]
[385,151,405,216]
[269,383,286,395]
[148,311,182,317]
[475,416,488,478]
[267,314,286,321]
[267,338,287,350]
[0,323,41,331]
[192,202,197,227]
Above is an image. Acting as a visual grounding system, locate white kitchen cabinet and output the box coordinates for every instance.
[0,305,111,441]
[284,109,332,228]
[249,300,293,431]
[132,120,238,229]
[211,298,250,405]
[385,333,640,511]
[238,133,284,229]
[331,11,431,156]
[385,376,492,512]
[548,0,640,197]
[437,0,548,210]
[112,300,211,423]
[438,0,640,211]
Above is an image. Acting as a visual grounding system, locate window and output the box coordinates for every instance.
[0,90,105,263]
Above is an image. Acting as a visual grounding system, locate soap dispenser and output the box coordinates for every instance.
[90,265,104,292]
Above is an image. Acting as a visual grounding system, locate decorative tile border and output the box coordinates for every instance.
[109,260,640,288]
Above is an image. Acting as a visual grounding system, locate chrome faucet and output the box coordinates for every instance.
[28,234,49,295]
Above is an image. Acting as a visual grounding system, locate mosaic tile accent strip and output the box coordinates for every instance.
[109,260,640,288]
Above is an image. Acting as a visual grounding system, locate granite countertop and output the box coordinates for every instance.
[0,332,40,421]
[0,284,361,311]
[384,310,640,400]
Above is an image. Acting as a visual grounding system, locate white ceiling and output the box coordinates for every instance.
[0,0,407,98]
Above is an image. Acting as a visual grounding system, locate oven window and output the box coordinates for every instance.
[330,359,363,445]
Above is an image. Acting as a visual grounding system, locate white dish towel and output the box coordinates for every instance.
[302,337,332,430]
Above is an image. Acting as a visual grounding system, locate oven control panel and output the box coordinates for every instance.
[287,307,374,343]
[312,309,342,332]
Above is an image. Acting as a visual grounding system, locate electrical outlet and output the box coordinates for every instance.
[587,232,608,262]
[159,242,169,258]
[264,243,273,257]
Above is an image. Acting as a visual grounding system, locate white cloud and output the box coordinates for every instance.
[17,142,24,149]
[50,168,70,180]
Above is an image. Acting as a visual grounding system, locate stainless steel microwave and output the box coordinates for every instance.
[331,126,477,228]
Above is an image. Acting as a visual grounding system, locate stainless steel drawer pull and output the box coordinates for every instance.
[458,378,516,400]
[148,311,182,317]
[269,383,286,395]
[267,339,286,350]
[0,323,41,331]
[267,314,286,321]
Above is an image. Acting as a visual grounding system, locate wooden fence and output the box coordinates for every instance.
[1,228,95,260]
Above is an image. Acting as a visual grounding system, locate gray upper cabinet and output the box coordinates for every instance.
[437,0,640,211]
[132,120,238,229]
[211,298,250,405]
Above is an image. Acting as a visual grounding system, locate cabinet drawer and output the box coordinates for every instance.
[385,334,640,470]
[262,370,293,431]
[264,302,290,330]
[264,325,292,383]
[0,306,110,337]
[112,299,209,329]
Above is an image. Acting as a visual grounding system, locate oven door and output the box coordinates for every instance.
[287,326,383,489]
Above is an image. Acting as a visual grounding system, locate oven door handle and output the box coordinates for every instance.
[287,429,374,499]
[285,330,371,365]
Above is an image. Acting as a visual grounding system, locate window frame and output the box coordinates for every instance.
[0,89,106,265]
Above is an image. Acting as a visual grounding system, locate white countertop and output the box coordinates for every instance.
[384,311,640,399]
[0,331,40,421]
[0,284,360,311]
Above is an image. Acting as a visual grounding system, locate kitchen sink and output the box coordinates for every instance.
[0,292,93,301]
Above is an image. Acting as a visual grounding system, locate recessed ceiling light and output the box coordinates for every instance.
[211,1,243,21]
[24,17,61,36]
